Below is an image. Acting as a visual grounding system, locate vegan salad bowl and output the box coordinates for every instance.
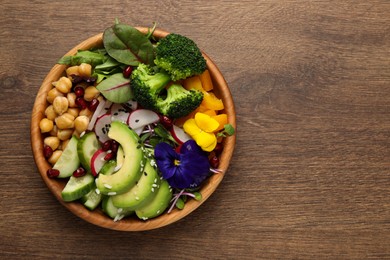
[31,22,236,231]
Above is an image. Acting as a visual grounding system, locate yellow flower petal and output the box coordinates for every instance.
[202,136,217,152]
[194,112,220,133]
[183,118,202,137]
[195,131,217,149]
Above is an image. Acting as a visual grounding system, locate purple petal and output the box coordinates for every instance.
[180,140,204,155]
[154,142,179,179]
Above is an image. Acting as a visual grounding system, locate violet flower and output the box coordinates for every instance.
[154,140,210,189]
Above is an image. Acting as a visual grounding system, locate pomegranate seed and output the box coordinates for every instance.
[88,98,99,111]
[43,145,53,159]
[209,155,219,169]
[74,86,85,97]
[73,167,86,177]
[123,66,133,78]
[104,152,114,161]
[102,140,113,151]
[76,97,88,110]
[213,143,223,155]
[160,115,173,129]
[111,140,119,154]
[47,168,60,178]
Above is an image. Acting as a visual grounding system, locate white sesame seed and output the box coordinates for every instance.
[117,208,123,213]
[80,131,86,137]
[104,183,112,189]
[141,217,148,221]
[114,164,122,172]
[95,188,100,195]
[151,188,155,192]
[154,178,157,183]
[108,192,117,196]
[152,183,158,188]
[156,210,160,214]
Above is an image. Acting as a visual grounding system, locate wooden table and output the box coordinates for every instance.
[1,1,389,259]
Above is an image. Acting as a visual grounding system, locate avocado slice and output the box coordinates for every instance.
[135,179,173,220]
[111,158,160,209]
[96,121,145,195]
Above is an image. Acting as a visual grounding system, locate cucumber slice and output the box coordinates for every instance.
[77,132,100,174]
[53,135,79,178]
[61,174,95,202]
[80,187,102,210]
[99,160,117,175]
[102,196,134,221]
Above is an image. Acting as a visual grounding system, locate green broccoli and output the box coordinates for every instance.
[154,33,207,81]
[131,63,203,118]
[131,63,171,111]
[157,83,203,119]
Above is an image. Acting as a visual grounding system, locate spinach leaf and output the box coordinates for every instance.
[96,73,133,103]
[58,49,106,66]
[103,23,155,66]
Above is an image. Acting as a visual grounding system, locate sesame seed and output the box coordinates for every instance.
[154,178,157,183]
[95,188,100,195]
[152,183,158,188]
[117,208,123,213]
[151,188,155,192]
[156,210,160,214]
[104,183,112,189]
[108,192,117,196]
[141,217,148,221]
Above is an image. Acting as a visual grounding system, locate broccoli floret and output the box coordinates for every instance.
[131,64,203,118]
[154,33,207,81]
[131,63,171,111]
[157,83,203,119]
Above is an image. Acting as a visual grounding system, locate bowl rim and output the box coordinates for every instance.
[30,27,236,231]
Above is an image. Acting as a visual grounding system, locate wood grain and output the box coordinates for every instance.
[1,0,389,259]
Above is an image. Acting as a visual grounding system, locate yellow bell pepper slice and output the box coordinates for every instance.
[194,112,220,133]
[199,70,214,91]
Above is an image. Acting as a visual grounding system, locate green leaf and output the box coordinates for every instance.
[58,49,106,66]
[103,23,155,66]
[96,73,133,103]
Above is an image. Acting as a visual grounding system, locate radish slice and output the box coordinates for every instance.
[123,99,138,111]
[94,113,112,144]
[87,99,106,131]
[133,126,144,136]
[90,149,108,176]
[171,125,192,144]
[128,109,160,130]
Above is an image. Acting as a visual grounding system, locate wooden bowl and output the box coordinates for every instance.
[31,27,236,231]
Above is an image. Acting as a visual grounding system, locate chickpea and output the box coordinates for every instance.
[55,113,75,129]
[61,139,70,150]
[45,105,57,121]
[67,92,77,108]
[78,63,92,77]
[53,96,69,115]
[44,136,60,151]
[66,65,79,77]
[48,150,62,165]
[74,115,90,133]
[67,107,80,118]
[79,108,92,118]
[84,86,100,101]
[49,125,58,137]
[39,118,53,133]
[47,88,64,104]
[57,129,73,141]
[55,77,72,94]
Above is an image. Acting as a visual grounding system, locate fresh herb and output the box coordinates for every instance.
[217,123,235,137]
[96,73,133,103]
[58,49,106,67]
[103,20,155,66]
